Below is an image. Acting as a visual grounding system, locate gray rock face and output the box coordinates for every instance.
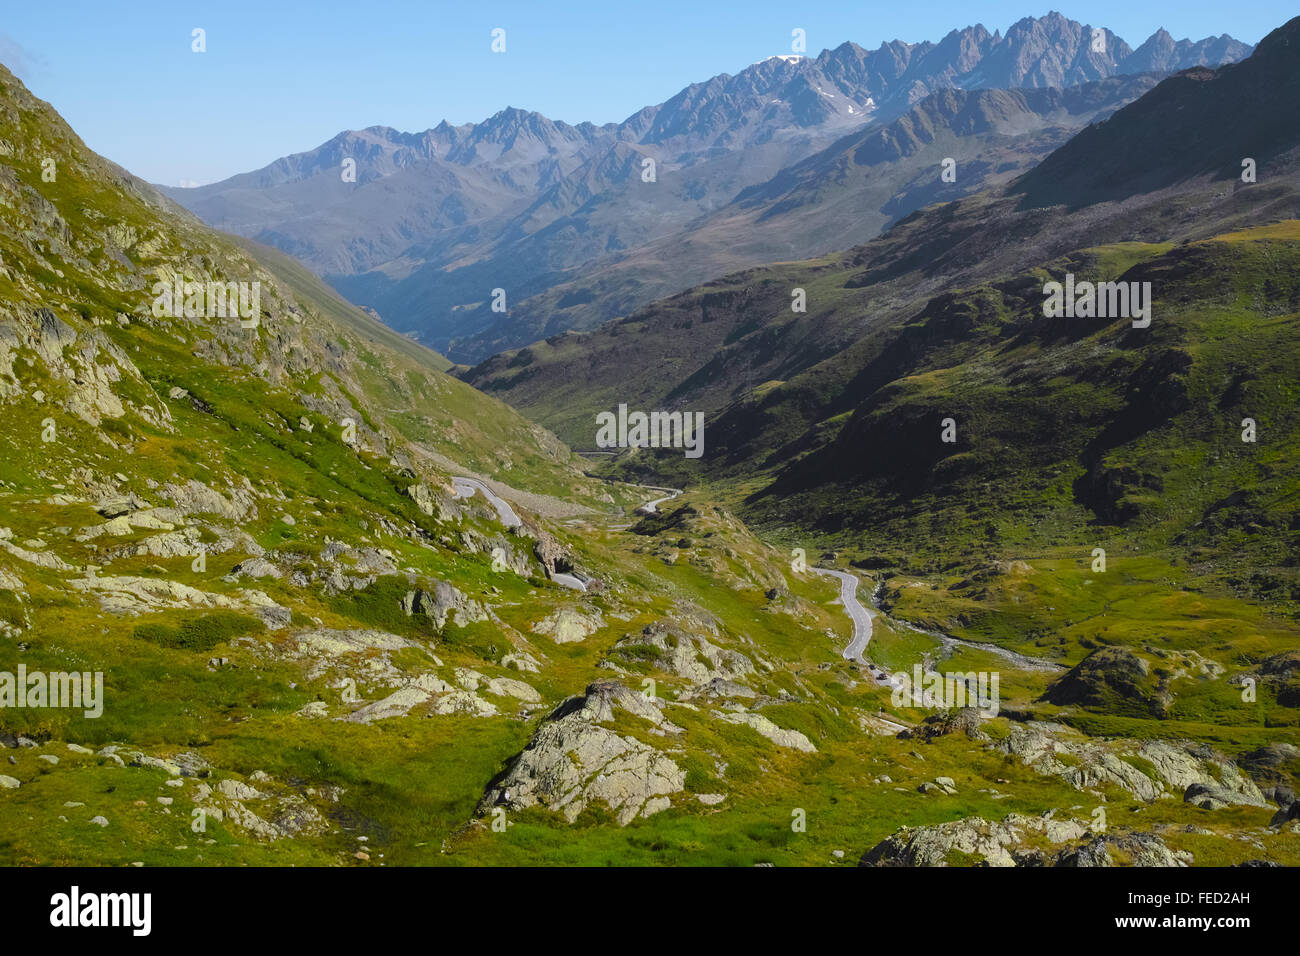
[406,483,459,522]
[861,812,1090,867]
[905,707,987,741]
[716,711,816,753]
[481,681,685,826]
[194,773,329,841]
[16,308,170,428]
[1184,782,1267,811]
[529,524,575,579]
[608,621,753,684]
[994,723,1265,806]
[862,811,1192,868]
[403,581,488,630]
[288,541,398,594]
[531,606,603,644]
[162,479,257,522]
[68,573,287,623]
[1057,832,1187,868]
[228,557,282,580]
[1269,801,1300,829]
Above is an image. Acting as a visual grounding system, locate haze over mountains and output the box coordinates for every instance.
[164,12,1252,361]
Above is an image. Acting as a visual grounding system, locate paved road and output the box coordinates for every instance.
[810,567,874,663]
[451,476,586,591]
[636,487,682,514]
[451,477,521,527]
[810,566,895,687]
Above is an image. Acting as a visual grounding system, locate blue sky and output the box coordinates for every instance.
[2,1,1288,186]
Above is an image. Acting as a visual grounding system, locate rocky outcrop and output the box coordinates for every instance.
[529,524,573,577]
[284,541,397,594]
[162,479,257,522]
[861,811,1190,867]
[902,706,988,741]
[1056,831,1187,867]
[192,772,333,841]
[607,621,754,684]
[406,482,463,522]
[18,308,171,429]
[284,627,427,684]
[480,681,685,825]
[861,812,1090,867]
[0,532,72,570]
[1238,651,1300,707]
[531,606,603,644]
[402,580,488,630]
[716,710,816,752]
[68,573,288,624]
[995,722,1268,807]
[276,631,521,722]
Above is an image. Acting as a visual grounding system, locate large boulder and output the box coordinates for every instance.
[531,606,603,644]
[480,681,684,826]
[403,580,487,630]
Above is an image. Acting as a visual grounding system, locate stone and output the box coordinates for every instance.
[531,607,603,644]
[403,581,488,630]
[862,811,1090,867]
[716,711,816,752]
[217,779,265,801]
[480,681,685,826]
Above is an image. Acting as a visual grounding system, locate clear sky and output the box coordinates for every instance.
[2,1,1289,186]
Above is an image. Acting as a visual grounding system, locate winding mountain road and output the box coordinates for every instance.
[810,567,874,663]
[636,487,682,514]
[451,476,521,527]
[451,476,586,591]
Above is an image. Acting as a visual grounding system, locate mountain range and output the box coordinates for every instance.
[163,13,1253,361]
